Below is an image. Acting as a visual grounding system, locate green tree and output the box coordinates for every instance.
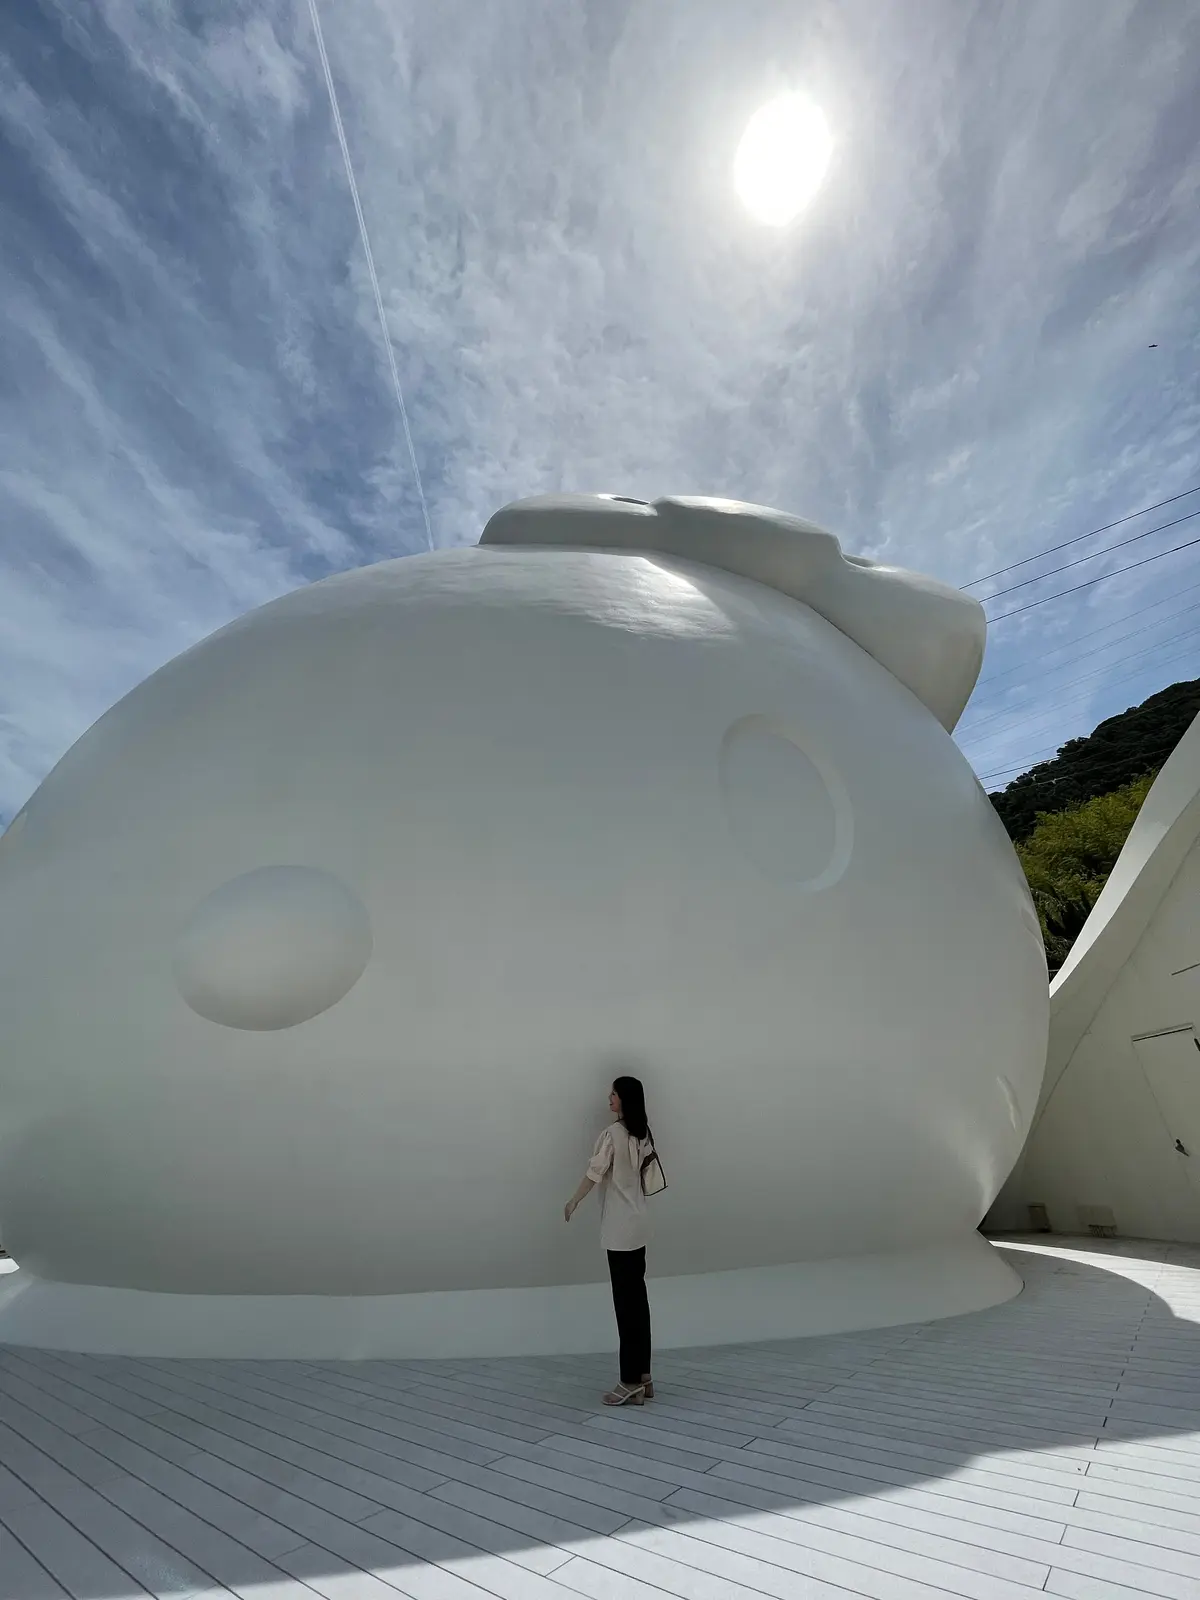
[1016,773,1156,972]
[990,678,1200,842]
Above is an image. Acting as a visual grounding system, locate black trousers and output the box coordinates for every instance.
[607,1247,651,1385]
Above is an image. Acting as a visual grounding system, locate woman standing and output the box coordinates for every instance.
[564,1075,657,1407]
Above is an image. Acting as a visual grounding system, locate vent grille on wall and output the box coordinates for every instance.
[1078,1204,1117,1238]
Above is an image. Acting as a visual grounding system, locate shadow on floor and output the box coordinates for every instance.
[1,1236,1198,1599]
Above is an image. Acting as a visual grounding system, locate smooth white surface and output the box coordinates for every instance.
[0,495,1047,1355]
[0,1236,1018,1359]
[2,1240,1198,1600]
[734,93,833,225]
[482,494,986,731]
[989,710,1200,1241]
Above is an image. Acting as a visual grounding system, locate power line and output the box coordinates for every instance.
[966,604,1200,720]
[974,646,1200,784]
[965,483,1200,587]
[963,624,1200,746]
[969,599,1200,710]
[956,495,1200,789]
[961,638,1200,765]
[973,582,1200,694]
[987,535,1200,623]
[307,0,434,553]
[978,506,1200,604]
[977,745,1067,783]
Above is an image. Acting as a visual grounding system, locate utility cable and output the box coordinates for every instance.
[968,600,1200,709]
[966,627,1200,745]
[966,628,1200,746]
[965,483,1200,587]
[307,0,434,552]
[961,639,1200,764]
[977,745,1068,784]
[960,618,1200,738]
[977,507,1200,604]
[974,583,1200,694]
[987,535,1200,623]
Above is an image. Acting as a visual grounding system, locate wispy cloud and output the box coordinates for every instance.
[3,0,1200,816]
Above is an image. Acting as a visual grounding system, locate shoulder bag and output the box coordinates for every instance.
[640,1142,667,1197]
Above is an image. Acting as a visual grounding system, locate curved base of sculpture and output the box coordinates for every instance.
[0,1233,1020,1360]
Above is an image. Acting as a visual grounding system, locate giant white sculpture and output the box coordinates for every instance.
[0,495,1049,1358]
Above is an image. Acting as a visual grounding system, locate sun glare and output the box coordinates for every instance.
[734,93,832,226]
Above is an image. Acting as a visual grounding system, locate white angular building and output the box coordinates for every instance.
[989,709,1200,1242]
[0,495,1049,1357]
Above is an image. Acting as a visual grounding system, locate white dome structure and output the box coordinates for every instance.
[0,495,1049,1358]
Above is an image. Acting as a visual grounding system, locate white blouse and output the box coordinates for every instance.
[587,1123,653,1253]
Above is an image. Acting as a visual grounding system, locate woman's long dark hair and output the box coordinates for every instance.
[613,1075,651,1143]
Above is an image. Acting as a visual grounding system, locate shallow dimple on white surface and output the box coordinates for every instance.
[718,714,852,889]
[172,864,372,1031]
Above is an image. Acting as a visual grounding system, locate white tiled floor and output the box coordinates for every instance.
[2,1237,1199,1600]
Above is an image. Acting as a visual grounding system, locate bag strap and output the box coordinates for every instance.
[639,1145,665,1188]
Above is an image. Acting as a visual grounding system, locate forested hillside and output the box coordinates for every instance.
[988,679,1200,843]
[984,677,1200,974]
[1015,775,1156,973]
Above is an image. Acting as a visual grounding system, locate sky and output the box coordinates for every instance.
[3,0,1200,821]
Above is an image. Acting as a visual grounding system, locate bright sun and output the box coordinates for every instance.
[734,93,833,226]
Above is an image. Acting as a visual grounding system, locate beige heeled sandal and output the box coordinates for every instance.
[602,1381,645,1407]
[641,1374,655,1399]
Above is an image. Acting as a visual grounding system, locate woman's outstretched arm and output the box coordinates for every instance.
[564,1176,595,1221]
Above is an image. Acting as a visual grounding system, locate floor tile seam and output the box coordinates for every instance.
[0,1358,339,1479]
[601,1511,882,1600]
[637,1488,1062,1596]
[0,1360,128,1438]
[101,1417,492,1558]
[94,1443,322,1563]
[293,1373,603,1442]
[815,1386,1121,1424]
[610,1501,1058,1600]
[703,1450,1090,1526]
[0,1460,220,1600]
[0,1514,76,1599]
[802,1400,1111,1445]
[332,1372,610,1427]
[844,1365,1131,1393]
[780,1453,1085,1522]
[6,1358,489,1497]
[280,1363,603,1419]
[54,1359,516,1479]
[97,1374,511,1514]
[141,1389,629,1549]
[0,1403,138,1497]
[68,1453,321,1584]
[423,1466,631,1545]
[361,1496,608,1574]
[4,1396,403,1547]
[1081,1456,1200,1496]
[737,1436,1094,1497]
[132,1360,554,1460]
[165,1397,518,1492]
[279,1520,525,1600]
[661,1477,1074,1561]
